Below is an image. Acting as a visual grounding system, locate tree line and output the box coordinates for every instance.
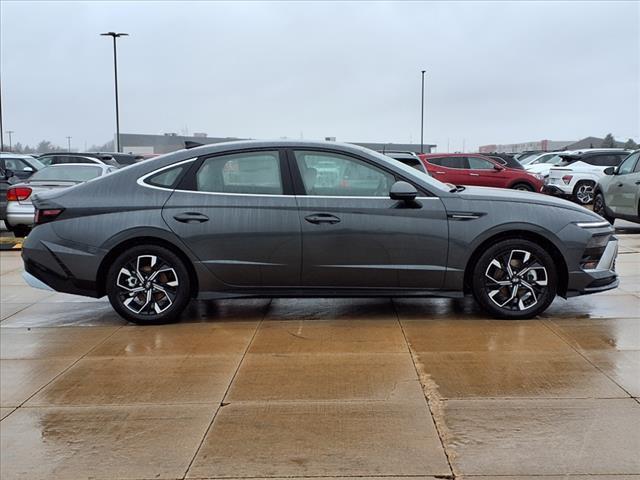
[2,140,114,154]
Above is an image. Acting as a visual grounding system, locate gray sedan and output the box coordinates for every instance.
[22,140,618,324]
[6,163,116,237]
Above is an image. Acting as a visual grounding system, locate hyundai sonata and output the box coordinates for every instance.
[22,141,618,324]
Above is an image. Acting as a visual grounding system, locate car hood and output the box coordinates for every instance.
[455,185,601,216]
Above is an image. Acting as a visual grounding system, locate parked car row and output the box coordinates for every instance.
[1,152,119,236]
[383,147,639,224]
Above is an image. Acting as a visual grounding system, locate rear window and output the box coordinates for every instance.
[30,165,103,182]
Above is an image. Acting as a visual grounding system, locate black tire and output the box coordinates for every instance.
[593,193,614,224]
[471,239,557,319]
[511,183,534,192]
[573,180,595,205]
[106,245,191,325]
[11,225,31,238]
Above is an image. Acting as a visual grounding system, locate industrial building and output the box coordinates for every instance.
[119,133,436,155]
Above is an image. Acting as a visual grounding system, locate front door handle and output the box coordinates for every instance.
[173,212,209,223]
[434,171,446,175]
[635,180,640,185]
[305,213,341,225]
[469,173,480,176]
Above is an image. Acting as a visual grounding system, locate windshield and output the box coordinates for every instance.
[30,165,103,182]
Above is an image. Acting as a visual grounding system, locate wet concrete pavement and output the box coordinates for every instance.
[1,226,639,479]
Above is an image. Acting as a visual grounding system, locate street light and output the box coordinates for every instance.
[420,70,426,154]
[66,136,72,152]
[100,31,128,153]
[6,130,13,152]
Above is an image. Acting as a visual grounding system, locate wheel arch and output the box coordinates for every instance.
[463,229,568,297]
[507,179,535,190]
[96,235,199,298]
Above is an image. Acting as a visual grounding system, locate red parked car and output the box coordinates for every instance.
[418,153,545,192]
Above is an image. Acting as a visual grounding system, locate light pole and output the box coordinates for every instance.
[0,80,4,151]
[100,32,128,153]
[66,136,72,152]
[420,70,426,154]
[6,130,13,151]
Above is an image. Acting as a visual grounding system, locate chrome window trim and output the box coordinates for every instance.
[138,158,440,200]
[136,158,198,192]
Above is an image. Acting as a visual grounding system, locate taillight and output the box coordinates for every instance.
[6,187,32,202]
[562,175,573,185]
[34,208,64,225]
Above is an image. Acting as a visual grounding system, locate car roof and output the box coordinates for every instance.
[42,162,110,170]
[0,152,37,158]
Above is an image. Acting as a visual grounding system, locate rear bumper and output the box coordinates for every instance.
[6,202,35,227]
[21,224,105,298]
[566,238,619,297]
[542,184,572,198]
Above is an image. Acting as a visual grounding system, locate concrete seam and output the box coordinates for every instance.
[182,299,271,479]
[392,298,456,479]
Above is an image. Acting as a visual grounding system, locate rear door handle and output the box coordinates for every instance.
[435,171,446,175]
[635,181,640,185]
[173,212,209,223]
[305,213,341,225]
[469,173,480,176]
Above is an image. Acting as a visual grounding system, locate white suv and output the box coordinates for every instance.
[543,149,631,204]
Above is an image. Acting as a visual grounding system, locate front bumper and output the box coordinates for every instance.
[566,238,619,297]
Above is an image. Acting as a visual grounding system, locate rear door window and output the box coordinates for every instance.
[467,157,495,170]
[196,151,283,195]
[430,157,467,169]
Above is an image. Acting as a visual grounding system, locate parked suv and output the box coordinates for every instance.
[419,153,544,191]
[544,149,631,204]
[593,150,640,224]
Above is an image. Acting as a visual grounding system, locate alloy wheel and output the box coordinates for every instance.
[575,184,594,204]
[116,254,179,315]
[483,249,549,311]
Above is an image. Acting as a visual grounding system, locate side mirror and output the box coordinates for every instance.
[23,166,34,173]
[493,164,504,171]
[390,181,418,201]
[603,167,616,175]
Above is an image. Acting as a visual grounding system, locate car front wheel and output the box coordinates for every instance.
[471,239,557,319]
[511,183,534,192]
[593,193,614,224]
[106,245,191,325]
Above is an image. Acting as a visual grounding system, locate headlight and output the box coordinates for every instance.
[576,221,611,229]
[534,174,544,180]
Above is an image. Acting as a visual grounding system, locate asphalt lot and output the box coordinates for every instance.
[0,222,639,479]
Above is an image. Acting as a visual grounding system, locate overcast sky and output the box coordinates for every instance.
[1,1,638,151]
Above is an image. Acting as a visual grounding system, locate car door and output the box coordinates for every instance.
[608,152,640,216]
[161,150,301,287]
[466,156,505,187]
[290,149,449,289]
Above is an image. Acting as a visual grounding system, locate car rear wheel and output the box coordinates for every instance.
[593,193,614,224]
[511,183,534,192]
[471,239,557,319]
[573,180,595,205]
[106,245,191,325]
